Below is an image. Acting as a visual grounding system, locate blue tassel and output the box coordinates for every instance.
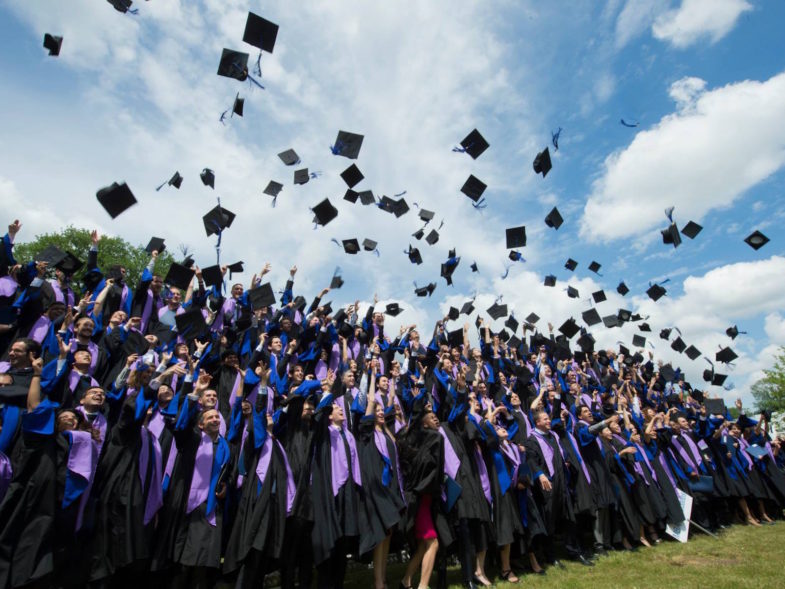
[438,219,445,230]
[552,127,562,151]
[501,267,510,280]
[247,75,265,90]
[271,195,277,208]
[620,119,639,128]
[128,8,139,15]
[330,140,345,155]
[254,53,262,77]
[373,249,380,257]
[394,190,407,197]
[331,238,341,247]
[412,201,419,209]
[310,171,322,179]
[219,109,229,125]
[155,180,167,191]
[472,198,487,210]
[664,206,675,223]
[452,141,473,153]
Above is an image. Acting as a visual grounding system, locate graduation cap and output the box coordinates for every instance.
[340,164,364,188]
[343,189,358,203]
[744,230,769,250]
[659,364,677,383]
[566,286,579,299]
[231,94,244,117]
[592,290,607,304]
[685,345,702,361]
[412,228,424,240]
[704,398,726,416]
[440,258,460,286]
[163,262,195,291]
[558,318,580,339]
[711,373,728,387]
[311,198,338,226]
[341,239,360,254]
[391,197,410,218]
[525,312,540,325]
[661,223,681,248]
[385,303,403,317]
[632,334,646,348]
[716,346,737,364]
[577,332,595,352]
[646,283,667,301]
[660,328,672,340]
[671,337,687,353]
[504,315,519,332]
[56,252,83,275]
[331,130,364,159]
[617,308,632,323]
[174,308,207,340]
[227,261,244,279]
[155,171,182,191]
[544,207,563,229]
[329,268,344,289]
[362,238,378,253]
[460,175,487,203]
[406,245,423,265]
[248,282,276,308]
[446,328,464,347]
[533,147,551,177]
[37,245,68,267]
[418,209,435,223]
[145,237,165,254]
[263,180,283,198]
[508,250,525,262]
[564,258,578,272]
[43,33,62,56]
[726,325,744,340]
[425,229,439,245]
[202,204,235,237]
[637,323,651,332]
[487,302,508,320]
[278,149,300,166]
[681,221,702,239]
[544,274,556,287]
[447,306,460,321]
[200,168,215,188]
[358,190,376,205]
[217,48,250,81]
[508,335,522,351]
[505,226,526,248]
[602,314,619,328]
[460,300,475,315]
[242,12,279,53]
[588,261,602,274]
[582,308,602,326]
[616,281,629,296]
[293,168,310,185]
[619,344,631,357]
[470,262,478,272]
[414,282,436,297]
[96,182,137,219]
[458,128,489,159]
[201,265,224,288]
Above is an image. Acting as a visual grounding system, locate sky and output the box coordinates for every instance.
[0,0,783,406]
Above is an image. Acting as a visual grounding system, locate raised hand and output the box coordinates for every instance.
[8,219,21,237]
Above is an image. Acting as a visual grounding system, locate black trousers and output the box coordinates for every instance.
[280,517,314,589]
[316,537,349,589]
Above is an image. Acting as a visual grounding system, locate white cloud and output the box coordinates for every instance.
[764,313,785,345]
[581,71,785,242]
[615,0,664,48]
[653,0,752,49]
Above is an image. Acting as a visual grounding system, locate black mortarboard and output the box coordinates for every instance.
[508,250,524,262]
[202,204,235,237]
[37,245,68,267]
[460,300,475,315]
[726,325,740,339]
[533,147,552,177]
[362,238,377,252]
[619,344,631,358]
[227,261,244,279]
[646,283,666,301]
[343,189,358,203]
[232,94,244,117]
[460,175,487,202]
[508,335,522,351]
[632,334,646,348]
[704,398,726,416]
[391,197,410,218]
[217,48,250,81]
[418,209,435,223]
[330,270,344,290]
[588,261,602,274]
[43,34,62,56]
[447,307,460,321]
[660,328,672,340]
[617,281,629,296]
[107,0,133,14]
[487,302,508,320]
[56,252,83,275]
[412,228,424,240]
[685,345,701,361]
[248,283,276,308]
[567,286,579,299]
[242,12,279,53]
[659,365,676,382]
[565,258,578,271]
[544,207,563,229]
[559,318,580,339]
[200,168,215,188]
[505,226,526,248]
[498,329,511,343]
[716,347,737,364]
[407,246,423,265]
[602,314,619,328]
[414,282,436,297]
[744,230,769,250]
[638,322,651,332]
[332,131,364,159]
[447,328,464,347]
[263,180,283,197]
[703,368,713,382]
[617,308,632,323]
[201,265,224,288]
[681,221,702,239]
[163,262,195,291]
[340,164,364,188]
[342,239,360,254]
[425,229,439,245]
[459,128,489,160]
[174,308,207,339]
[470,262,478,272]
[671,337,687,353]
[96,182,137,218]
[526,312,540,325]
[711,373,728,387]
[582,308,602,326]
[505,315,519,332]
[278,149,300,166]
[661,222,681,248]
[311,198,338,226]
[577,332,595,352]
[293,168,309,185]
[358,190,376,205]
[385,303,403,317]
[592,290,607,304]
[544,274,556,287]
[145,237,166,254]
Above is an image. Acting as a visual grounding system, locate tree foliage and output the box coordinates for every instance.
[12,226,175,289]
[750,346,785,413]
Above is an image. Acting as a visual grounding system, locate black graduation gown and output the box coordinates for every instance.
[356,415,405,557]
[483,437,525,547]
[626,447,667,526]
[524,429,575,535]
[443,419,491,524]
[554,424,594,515]
[576,425,617,510]
[277,393,314,523]
[605,438,641,539]
[644,440,684,525]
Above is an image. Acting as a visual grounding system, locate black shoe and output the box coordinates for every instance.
[593,547,608,557]
[577,554,595,567]
[549,560,566,570]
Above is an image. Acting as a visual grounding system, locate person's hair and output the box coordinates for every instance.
[199,408,218,424]
[14,337,41,358]
[127,365,151,389]
[533,410,548,424]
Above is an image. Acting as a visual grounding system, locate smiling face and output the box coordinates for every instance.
[231,283,243,299]
[8,341,33,369]
[199,409,221,436]
[201,389,218,409]
[422,410,440,430]
[157,384,174,405]
[56,409,79,433]
[151,275,164,295]
[331,401,345,425]
[73,350,92,370]
[75,317,94,339]
[81,387,105,411]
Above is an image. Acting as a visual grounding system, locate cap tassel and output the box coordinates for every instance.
[620,119,639,128]
[219,109,230,125]
[472,198,487,210]
[310,171,322,179]
[437,219,445,230]
[452,141,473,153]
[394,190,407,197]
[128,8,139,15]
[552,127,562,151]
[271,195,278,208]
[331,238,342,248]
[330,140,345,155]
[664,206,675,223]
[372,248,380,257]
[501,266,510,280]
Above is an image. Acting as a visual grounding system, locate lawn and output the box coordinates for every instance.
[340,523,785,589]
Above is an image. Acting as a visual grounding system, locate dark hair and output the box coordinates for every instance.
[15,338,41,359]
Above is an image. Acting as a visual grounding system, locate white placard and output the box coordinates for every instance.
[665,488,693,543]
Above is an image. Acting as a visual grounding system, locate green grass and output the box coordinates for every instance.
[341,522,785,589]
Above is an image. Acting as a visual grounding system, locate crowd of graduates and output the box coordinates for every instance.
[1,219,784,589]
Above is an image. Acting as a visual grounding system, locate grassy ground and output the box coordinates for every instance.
[340,522,785,589]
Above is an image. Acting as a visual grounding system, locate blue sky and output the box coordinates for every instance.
[1,0,783,404]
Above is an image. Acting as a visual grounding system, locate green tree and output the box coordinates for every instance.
[750,346,785,413]
[12,226,175,289]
